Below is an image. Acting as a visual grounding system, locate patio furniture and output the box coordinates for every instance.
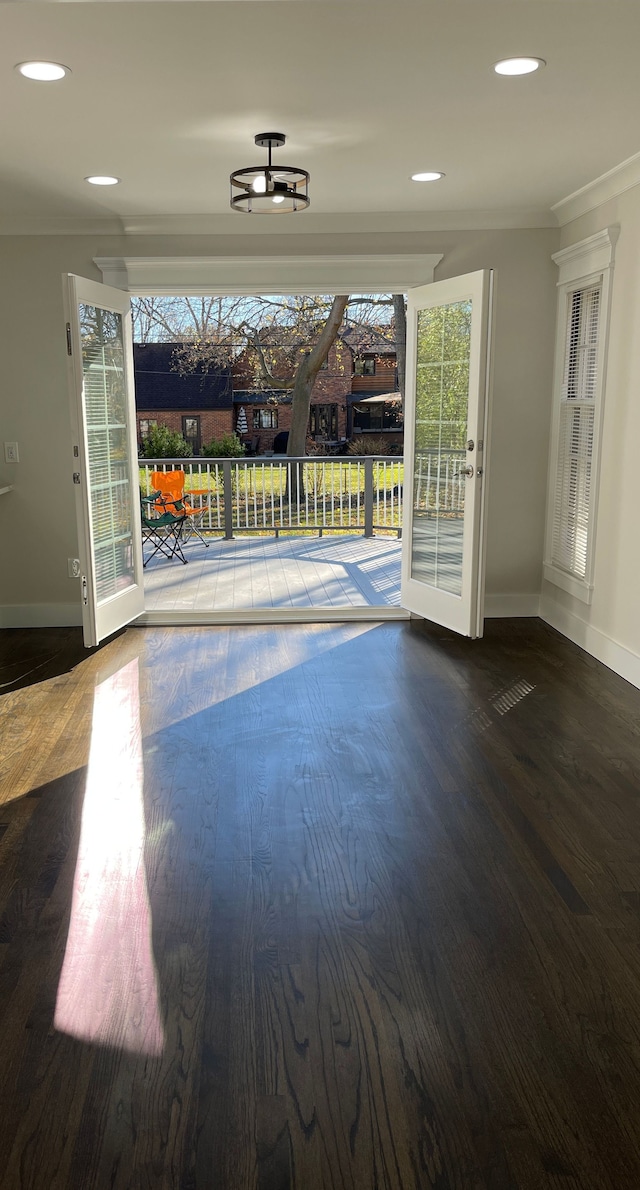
[272,430,289,453]
[141,493,188,567]
[150,470,210,548]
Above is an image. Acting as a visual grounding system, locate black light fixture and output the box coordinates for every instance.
[230,133,310,213]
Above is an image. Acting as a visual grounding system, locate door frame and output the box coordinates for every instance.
[93,252,484,627]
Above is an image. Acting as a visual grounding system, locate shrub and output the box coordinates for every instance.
[347,435,388,456]
[202,433,246,458]
[141,424,193,459]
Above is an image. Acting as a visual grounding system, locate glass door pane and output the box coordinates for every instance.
[412,300,470,595]
[81,303,135,601]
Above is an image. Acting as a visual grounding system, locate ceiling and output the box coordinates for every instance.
[1,0,639,233]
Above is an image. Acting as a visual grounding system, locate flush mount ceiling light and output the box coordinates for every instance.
[411,171,444,182]
[494,57,546,75]
[85,175,120,186]
[230,133,310,213]
[15,61,70,81]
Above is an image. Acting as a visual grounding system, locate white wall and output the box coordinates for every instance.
[0,226,558,625]
[540,187,640,686]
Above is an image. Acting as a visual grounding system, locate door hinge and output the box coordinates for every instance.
[73,472,81,485]
[82,577,88,605]
[66,323,73,356]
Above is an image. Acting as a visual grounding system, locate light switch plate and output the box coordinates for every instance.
[4,442,19,463]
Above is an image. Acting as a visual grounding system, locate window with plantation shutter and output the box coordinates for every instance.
[544,229,617,603]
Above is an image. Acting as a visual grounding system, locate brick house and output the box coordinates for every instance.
[134,330,402,455]
[232,328,402,452]
[342,328,403,452]
[134,343,233,453]
[231,337,353,452]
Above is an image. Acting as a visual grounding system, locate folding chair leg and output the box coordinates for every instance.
[142,518,188,566]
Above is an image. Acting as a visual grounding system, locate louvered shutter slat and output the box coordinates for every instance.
[552,283,601,578]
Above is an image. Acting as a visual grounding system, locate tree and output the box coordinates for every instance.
[414,300,472,452]
[131,292,404,461]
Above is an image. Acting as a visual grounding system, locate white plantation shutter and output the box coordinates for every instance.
[550,284,600,579]
[564,284,600,402]
[545,228,617,603]
[551,400,595,577]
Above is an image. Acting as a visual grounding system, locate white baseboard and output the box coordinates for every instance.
[484,594,540,618]
[0,603,82,628]
[540,594,640,691]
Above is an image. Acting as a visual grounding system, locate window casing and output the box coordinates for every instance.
[139,418,157,440]
[253,408,278,430]
[182,415,201,453]
[354,357,375,376]
[544,228,618,602]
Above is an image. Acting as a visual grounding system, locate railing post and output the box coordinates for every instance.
[223,459,234,540]
[364,457,374,537]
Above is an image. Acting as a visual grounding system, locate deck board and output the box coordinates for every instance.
[143,534,403,611]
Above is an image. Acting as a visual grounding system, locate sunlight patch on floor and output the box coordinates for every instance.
[54,658,164,1056]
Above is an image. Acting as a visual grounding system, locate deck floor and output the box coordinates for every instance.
[143,533,403,611]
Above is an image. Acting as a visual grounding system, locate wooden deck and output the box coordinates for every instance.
[143,533,403,612]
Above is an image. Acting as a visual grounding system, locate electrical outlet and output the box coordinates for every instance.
[4,442,19,464]
[68,558,81,578]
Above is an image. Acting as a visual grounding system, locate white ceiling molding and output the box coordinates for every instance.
[0,208,556,237]
[552,151,640,226]
[94,254,445,295]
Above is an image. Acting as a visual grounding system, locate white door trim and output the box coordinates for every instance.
[94,254,444,295]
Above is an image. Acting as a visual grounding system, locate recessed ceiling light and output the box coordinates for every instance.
[411,171,444,183]
[85,175,120,186]
[494,57,546,76]
[16,61,70,82]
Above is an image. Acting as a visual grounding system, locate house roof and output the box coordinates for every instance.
[341,328,397,356]
[233,389,292,405]
[133,343,232,412]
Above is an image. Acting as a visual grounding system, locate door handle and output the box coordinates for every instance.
[457,465,474,478]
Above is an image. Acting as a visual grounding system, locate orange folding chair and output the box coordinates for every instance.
[150,470,210,548]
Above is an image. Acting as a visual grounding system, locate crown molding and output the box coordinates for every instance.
[552,151,640,226]
[94,253,445,294]
[0,207,557,237]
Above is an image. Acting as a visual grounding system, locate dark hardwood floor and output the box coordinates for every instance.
[2,617,640,1189]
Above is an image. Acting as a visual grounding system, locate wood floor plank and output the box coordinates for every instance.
[3,620,640,1187]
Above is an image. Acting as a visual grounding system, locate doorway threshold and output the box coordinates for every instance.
[136,606,410,627]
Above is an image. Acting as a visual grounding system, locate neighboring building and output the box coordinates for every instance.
[133,343,233,453]
[342,327,403,451]
[231,336,353,451]
[232,326,402,452]
[133,329,402,454]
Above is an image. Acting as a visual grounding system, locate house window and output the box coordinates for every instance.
[309,404,338,439]
[352,402,403,432]
[139,418,157,440]
[253,408,278,430]
[354,357,375,376]
[182,416,201,453]
[544,228,618,603]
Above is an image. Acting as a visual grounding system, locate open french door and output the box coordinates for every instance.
[64,275,144,647]
[401,270,494,637]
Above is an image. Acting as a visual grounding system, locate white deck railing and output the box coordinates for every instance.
[139,451,465,538]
